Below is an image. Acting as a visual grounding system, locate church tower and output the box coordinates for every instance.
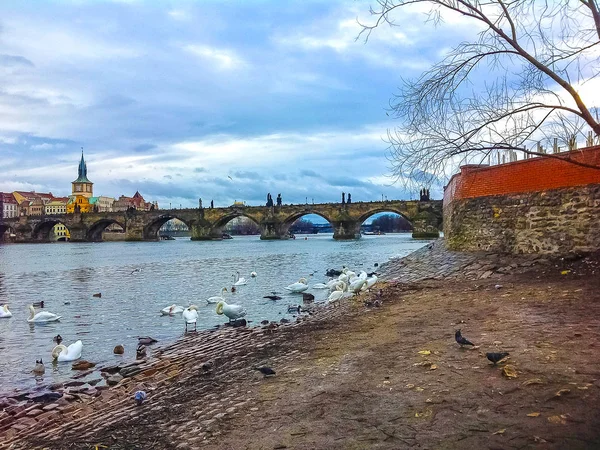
[71,150,93,198]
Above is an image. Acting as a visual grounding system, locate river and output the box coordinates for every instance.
[0,233,430,395]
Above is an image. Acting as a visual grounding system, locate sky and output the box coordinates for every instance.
[0,0,479,208]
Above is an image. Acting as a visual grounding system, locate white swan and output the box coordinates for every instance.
[337,273,349,283]
[52,340,83,362]
[285,277,309,293]
[0,305,12,318]
[312,283,329,289]
[358,271,368,280]
[27,305,61,323]
[327,285,345,307]
[207,287,228,304]
[233,272,247,286]
[182,305,199,332]
[349,278,367,294]
[160,304,185,315]
[216,301,246,322]
[363,275,378,291]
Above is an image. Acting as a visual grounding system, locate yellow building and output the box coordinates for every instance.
[67,152,99,214]
[51,224,70,241]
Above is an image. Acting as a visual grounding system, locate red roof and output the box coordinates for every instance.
[14,191,54,200]
[0,193,17,203]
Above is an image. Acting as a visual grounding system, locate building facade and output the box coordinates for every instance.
[0,193,18,219]
[113,191,155,211]
[44,197,68,215]
[96,196,115,212]
[13,191,54,216]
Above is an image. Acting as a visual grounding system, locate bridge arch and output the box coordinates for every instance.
[356,208,414,229]
[281,211,334,235]
[87,219,127,242]
[143,215,192,240]
[32,219,71,242]
[0,224,16,242]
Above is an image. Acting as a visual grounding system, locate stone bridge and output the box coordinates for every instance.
[0,200,442,243]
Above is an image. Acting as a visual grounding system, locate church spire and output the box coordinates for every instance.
[73,147,92,184]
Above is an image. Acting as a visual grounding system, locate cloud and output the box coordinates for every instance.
[182,44,245,70]
[0,54,34,68]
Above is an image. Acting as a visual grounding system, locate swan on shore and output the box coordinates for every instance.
[52,340,83,362]
[349,278,367,294]
[0,305,12,318]
[216,301,246,322]
[327,284,345,307]
[233,272,247,286]
[160,304,184,315]
[285,277,309,293]
[182,305,199,332]
[311,283,329,289]
[27,305,61,323]
[207,287,228,304]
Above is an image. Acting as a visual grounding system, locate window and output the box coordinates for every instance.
[75,185,82,192]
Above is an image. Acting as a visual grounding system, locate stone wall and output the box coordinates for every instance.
[444,184,600,254]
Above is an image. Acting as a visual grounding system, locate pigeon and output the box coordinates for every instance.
[254,366,276,377]
[455,329,474,347]
[134,390,147,406]
[486,352,510,365]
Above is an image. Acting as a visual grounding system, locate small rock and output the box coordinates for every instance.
[107,374,124,386]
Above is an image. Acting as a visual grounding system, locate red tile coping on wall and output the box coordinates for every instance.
[444,145,600,202]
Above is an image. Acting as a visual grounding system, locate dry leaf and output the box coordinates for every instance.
[415,409,432,418]
[405,384,415,389]
[555,388,571,397]
[418,350,431,355]
[547,415,567,425]
[502,365,517,378]
[560,270,570,275]
[527,412,540,417]
[415,387,424,392]
[522,378,544,386]
[413,361,433,367]
[493,429,506,435]
[430,364,438,370]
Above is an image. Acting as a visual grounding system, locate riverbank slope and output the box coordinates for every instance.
[4,240,600,449]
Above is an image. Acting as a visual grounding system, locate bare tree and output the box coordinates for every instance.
[359,0,600,186]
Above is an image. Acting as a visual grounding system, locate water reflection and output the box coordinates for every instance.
[0,233,430,395]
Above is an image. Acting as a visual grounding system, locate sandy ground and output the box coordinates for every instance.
[15,251,600,450]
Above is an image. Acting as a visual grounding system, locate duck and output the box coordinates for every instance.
[285,277,309,293]
[231,286,236,293]
[250,271,257,278]
[136,344,147,359]
[53,334,63,345]
[51,340,83,362]
[72,360,96,370]
[216,301,247,322]
[32,359,45,375]
[207,287,228,304]
[263,294,282,300]
[138,336,158,345]
[32,300,45,308]
[182,305,199,332]
[92,293,102,298]
[113,344,124,355]
[27,305,61,323]
[233,272,247,286]
[160,304,185,315]
[0,304,12,318]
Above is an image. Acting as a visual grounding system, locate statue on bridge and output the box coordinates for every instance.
[276,194,282,207]
[341,192,345,205]
[210,200,214,209]
[199,198,203,209]
[347,193,351,204]
[266,193,274,207]
[419,189,431,201]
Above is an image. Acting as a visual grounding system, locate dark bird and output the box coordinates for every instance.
[280,318,290,324]
[53,334,63,345]
[263,295,282,300]
[134,390,147,406]
[455,329,475,347]
[486,352,510,365]
[32,300,45,308]
[113,344,124,355]
[231,286,237,293]
[254,366,276,377]
[287,305,302,313]
[92,293,102,298]
[201,361,214,373]
[32,359,45,375]
[260,320,269,325]
[136,344,147,359]
[130,268,141,275]
[302,293,315,302]
[138,336,158,345]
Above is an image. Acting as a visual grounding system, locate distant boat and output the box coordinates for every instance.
[222,233,233,240]
[160,235,176,240]
[362,231,386,236]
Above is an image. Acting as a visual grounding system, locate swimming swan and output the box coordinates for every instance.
[207,287,228,304]
[311,283,329,289]
[285,277,309,293]
[160,304,185,315]
[182,305,199,332]
[233,272,247,286]
[216,301,247,322]
[52,340,83,362]
[27,305,61,323]
[0,305,12,318]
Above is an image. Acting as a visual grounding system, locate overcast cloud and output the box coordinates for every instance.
[0,0,477,207]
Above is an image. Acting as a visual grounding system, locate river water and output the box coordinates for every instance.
[0,233,430,395]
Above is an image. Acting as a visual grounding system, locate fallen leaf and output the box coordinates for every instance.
[522,378,544,386]
[577,386,589,390]
[430,364,438,370]
[527,412,540,417]
[415,409,432,418]
[413,361,433,367]
[547,415,567,425]
[502,365,518,378]
[555,388,571,397]
[493,429,506,435]
[560,270,570,275]
[415,387,424,392]
[405,384,415,389]
[418,350,431,355]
